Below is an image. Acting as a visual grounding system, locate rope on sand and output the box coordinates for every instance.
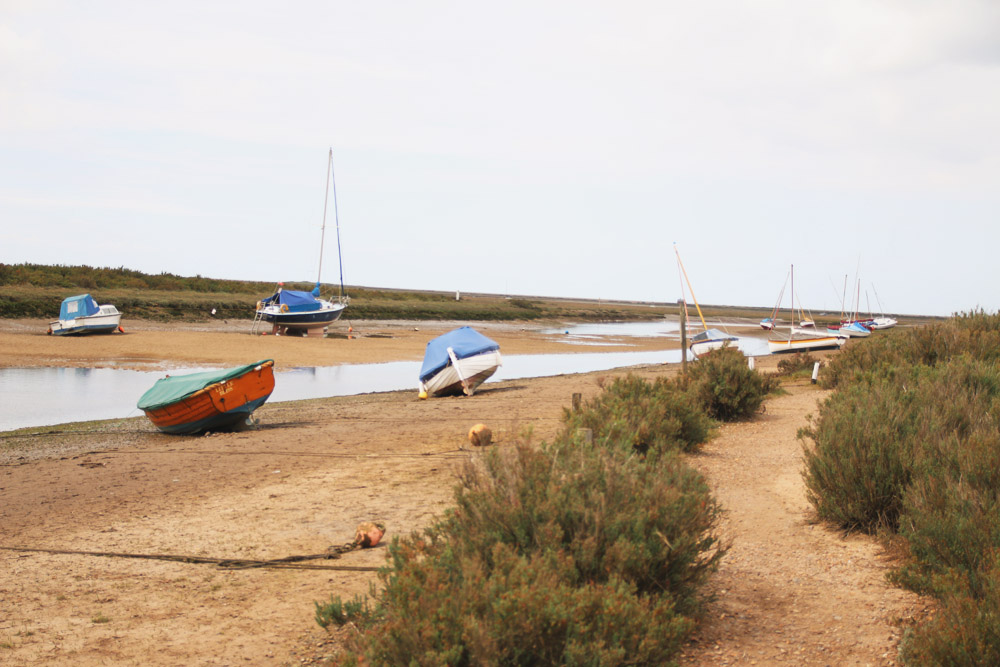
[0,523,388,572]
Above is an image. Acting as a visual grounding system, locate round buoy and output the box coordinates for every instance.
[118,326,124,333]
[418,390,428,399]
[468,423,493,447]
[348,326,353,332]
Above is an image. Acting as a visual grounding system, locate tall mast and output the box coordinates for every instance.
[317,148,332,287]
[674,244,709,331]
[330,150,346,300]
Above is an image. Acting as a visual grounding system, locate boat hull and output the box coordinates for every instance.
[49,308,122,336]
[421,350,502,397]
[142,362,276,435]
[690,338,739,356]
[768,335,845,354]
[258,301,346,333]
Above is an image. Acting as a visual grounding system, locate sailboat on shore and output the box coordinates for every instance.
[253,149,349,336]
[768,264,845,354]
[675,245,739,356]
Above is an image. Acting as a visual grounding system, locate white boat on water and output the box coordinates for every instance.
[48,294,122,336]
[419,327,502,397]
[768,264,844,354]
[768,333,846,354]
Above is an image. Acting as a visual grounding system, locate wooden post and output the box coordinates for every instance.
[678,299,687,380]
[579,428,593,445]
[572,393,582,412]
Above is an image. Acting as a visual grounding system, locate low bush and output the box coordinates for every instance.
[776,351,818,376]
[899,564,1000,665]
[686,346,778,421]
[319,439,726,664]
[561,374,713,454]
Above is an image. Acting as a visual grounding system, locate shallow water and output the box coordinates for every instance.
[0,349,688,432]
[0,321,772,432]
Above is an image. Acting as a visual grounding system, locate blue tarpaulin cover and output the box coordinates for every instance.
[419,327,500,383]
[262,289,321,312]
[59,294,100,320]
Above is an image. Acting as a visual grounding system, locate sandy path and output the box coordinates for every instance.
[679,380,925,665]
[0,321,925,665]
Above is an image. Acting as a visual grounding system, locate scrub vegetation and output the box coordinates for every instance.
[800,310,1000,664]
[315,348,778,664]
[2,262,936,325]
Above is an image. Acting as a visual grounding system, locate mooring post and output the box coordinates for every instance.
[748,356,755,370]
[678,299,687,380]
[572,392,582,412]
[812,361,820,384]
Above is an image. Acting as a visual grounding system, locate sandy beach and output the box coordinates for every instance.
[0,319,923,665]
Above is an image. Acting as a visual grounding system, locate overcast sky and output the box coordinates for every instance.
[3,1,999,317]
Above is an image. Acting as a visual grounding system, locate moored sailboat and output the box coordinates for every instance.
[253,148,349,336]
[675,245,739,356]
[768,265,845,354]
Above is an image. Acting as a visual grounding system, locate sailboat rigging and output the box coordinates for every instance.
[767,264,845,354]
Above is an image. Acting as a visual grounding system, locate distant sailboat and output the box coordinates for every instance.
[768,264,845,354]
[252,148,349,336]
[761,271,788,331]
[675,245,739,356]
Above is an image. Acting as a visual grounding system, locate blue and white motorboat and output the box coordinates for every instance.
[48,294,122,336]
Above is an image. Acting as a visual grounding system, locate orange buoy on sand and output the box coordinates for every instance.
[468,423,493,447]
[354,522,385,548]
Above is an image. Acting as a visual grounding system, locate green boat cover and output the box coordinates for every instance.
[137,360,273,411]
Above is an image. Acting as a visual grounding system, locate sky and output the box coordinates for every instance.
[2,1,999,318]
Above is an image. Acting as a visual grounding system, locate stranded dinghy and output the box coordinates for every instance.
[138,360,275,434]
[419,327,502,398]
[48,294,122,336]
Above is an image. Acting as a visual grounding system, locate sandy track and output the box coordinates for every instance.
[0,320,925,665]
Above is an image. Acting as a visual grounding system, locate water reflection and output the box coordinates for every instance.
[0,321,773,432]
[0,350,684,432]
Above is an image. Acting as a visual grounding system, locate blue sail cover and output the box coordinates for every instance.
[262,289,321,312]
[419,327,500,383]
[59,294,100,320]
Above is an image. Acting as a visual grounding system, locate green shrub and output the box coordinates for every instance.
[686,346,778,421]
[325,440,726,664]
[800,374,920,533]
[776,351,818,376]
[899,563,1000,666]
[561,375,713,454]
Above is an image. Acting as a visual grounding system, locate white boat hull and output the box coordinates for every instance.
[49,306,122,336]
[690,338,739,357]
[768,335,845,354]
[420,350,502,397]
[871,317,897,330]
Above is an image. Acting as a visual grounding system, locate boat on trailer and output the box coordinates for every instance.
[419,327,502,397]
[48,294,122,336]
[138,360,275,434]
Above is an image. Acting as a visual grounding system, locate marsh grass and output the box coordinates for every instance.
[802,311,1000,662]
